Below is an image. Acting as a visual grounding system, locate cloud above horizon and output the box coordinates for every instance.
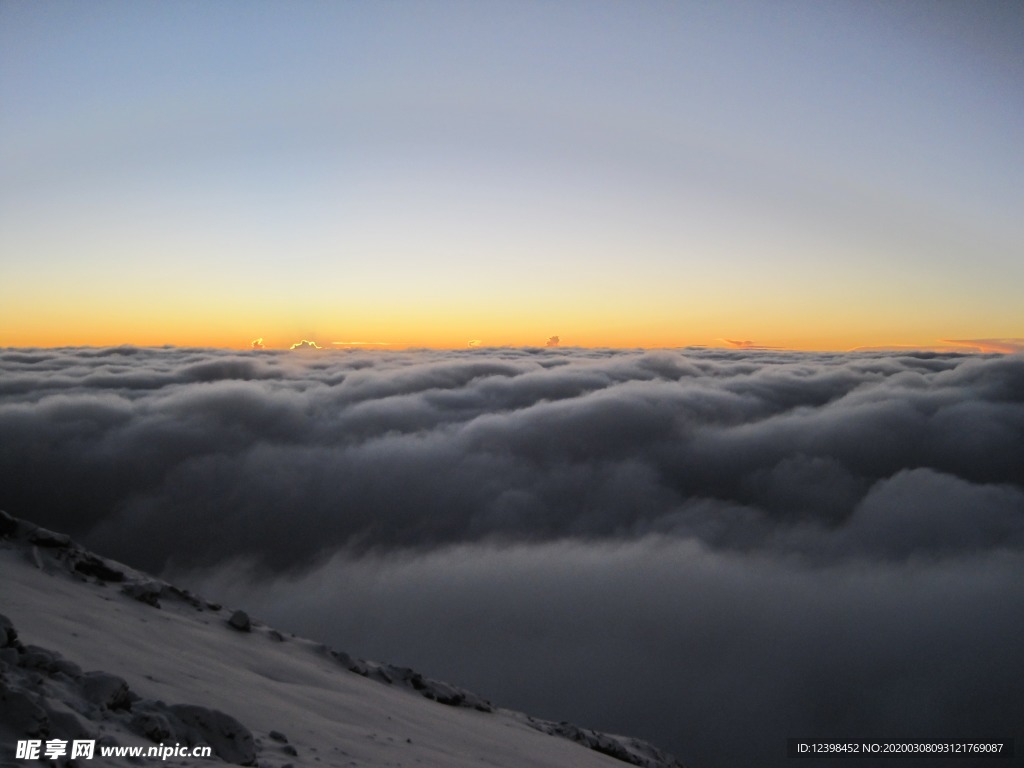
[943,337,1024,354]
[1,345,1021,766]
[722,338,781,351]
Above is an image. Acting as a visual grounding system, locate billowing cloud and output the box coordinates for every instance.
[289,339,322,350]
[467,340,482,347]
[546,335,560,347]
[250,337,265,349]
[190,539,1024,768]
[2,346,1022,766]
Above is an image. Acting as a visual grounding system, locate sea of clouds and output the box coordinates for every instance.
[2,345,1022,766]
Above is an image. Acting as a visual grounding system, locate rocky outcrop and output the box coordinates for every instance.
[0,611,257,766]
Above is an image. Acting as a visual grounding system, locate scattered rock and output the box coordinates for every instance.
[81,671,134,711]
[131,707,174,742]
[20,644,65,673]
[72,554,125,582]
[121,581,163,608]
[29,527,71,548]
[166,585,204,609]
[0,613,17,648]
[168,704,257,766]
[379,663,492,712]
[269,730,289,743]
[0,683,49,738]
[228,610,252,632]
[526,717,686,768]
[45,707,92,741]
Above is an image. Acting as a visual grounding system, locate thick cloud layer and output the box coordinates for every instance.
[2,345,1023,765]
[191,541,1024,768]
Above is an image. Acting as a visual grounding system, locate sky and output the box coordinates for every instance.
[2,1,1022,351]
[2,345,1022,766]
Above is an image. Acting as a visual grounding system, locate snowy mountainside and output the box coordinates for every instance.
[0,511,686,767]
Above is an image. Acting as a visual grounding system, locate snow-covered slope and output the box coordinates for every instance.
[0,511,686,767]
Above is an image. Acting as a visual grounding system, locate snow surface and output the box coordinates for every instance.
[0,512,686,767]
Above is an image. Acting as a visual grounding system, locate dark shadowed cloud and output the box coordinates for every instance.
[2,345,1022,766]
[188,539,1024,768]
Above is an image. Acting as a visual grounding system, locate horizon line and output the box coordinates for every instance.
[3,339,1022,355]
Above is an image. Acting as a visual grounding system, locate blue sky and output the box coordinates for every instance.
[2,0,1021,349]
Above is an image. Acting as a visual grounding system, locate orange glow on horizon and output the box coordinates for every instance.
[3,324,1016,355]
[1,287,1018,353]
